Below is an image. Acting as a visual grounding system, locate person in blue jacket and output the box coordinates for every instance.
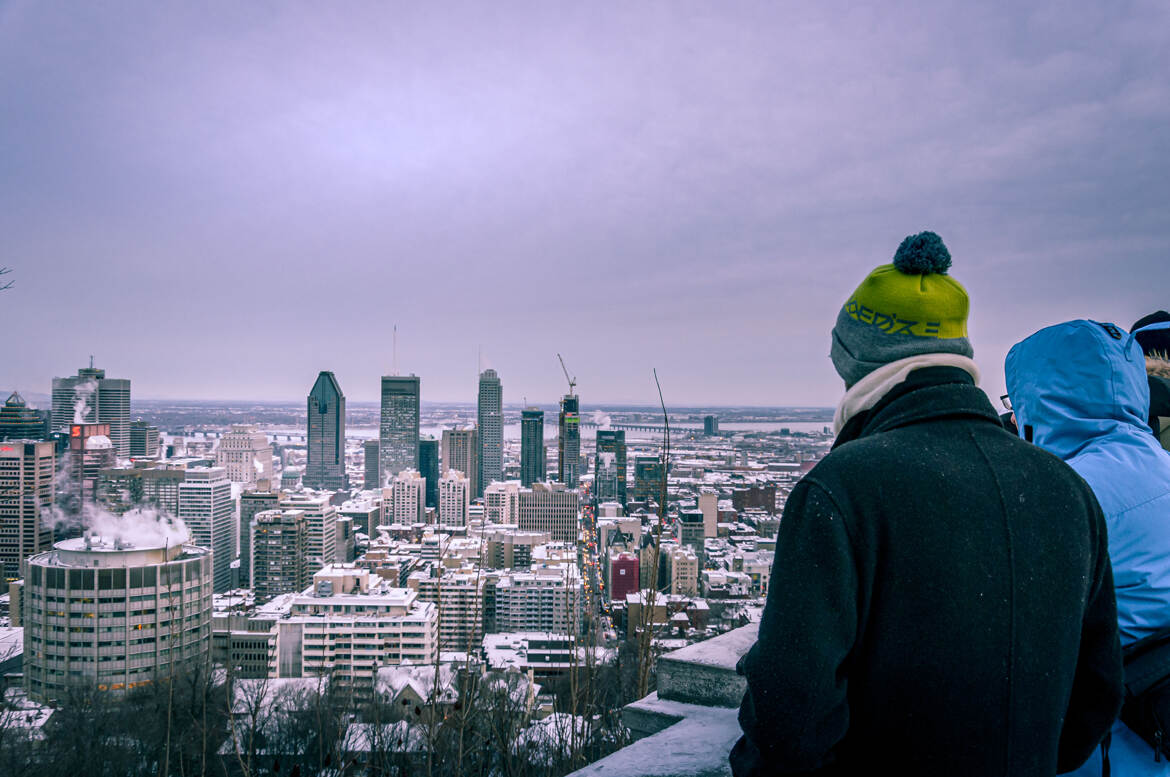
[1006,319,1170,775]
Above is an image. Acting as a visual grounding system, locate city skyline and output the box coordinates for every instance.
[2,2,1165,407]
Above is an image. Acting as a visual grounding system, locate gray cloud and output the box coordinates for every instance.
[1,0,1166,406]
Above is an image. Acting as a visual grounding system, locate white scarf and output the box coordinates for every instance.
[833,353,982,435]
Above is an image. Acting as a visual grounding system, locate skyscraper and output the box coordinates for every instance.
[633,456,665,503]
[0,440,54,581]
[477,369,502,497]
[594,430,627,505]
[238,489,279,588]
[439,470,470,526]
[520,407,545,487]
[557,394,580,487]
[379,375,420,482]
[441,428,478,498]
[178,467,235,593]
[23,536,212,703]
[363,439,380,490]
[67,422,116,509]
[128,421,160,458]
[418,436,439,509]
[390,469,426,525]
[51,363,131,457]
[251,508,309,604]
[305,371,347,490]
[0,392,48,441]
[280,491,339,572]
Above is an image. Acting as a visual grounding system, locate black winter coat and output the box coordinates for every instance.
[731,366,1122,776]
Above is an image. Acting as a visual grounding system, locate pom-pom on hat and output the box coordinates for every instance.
[830,231,973,387]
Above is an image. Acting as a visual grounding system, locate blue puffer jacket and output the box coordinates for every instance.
[1007,320,1170,776]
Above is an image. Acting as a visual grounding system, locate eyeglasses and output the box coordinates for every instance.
[999,394,1012,412]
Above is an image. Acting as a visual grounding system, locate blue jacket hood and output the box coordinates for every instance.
[1005,320,1150,460]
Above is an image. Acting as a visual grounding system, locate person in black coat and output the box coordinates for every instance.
[731,232,1123,777]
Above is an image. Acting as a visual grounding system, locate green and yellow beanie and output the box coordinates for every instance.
[830,231,972,387]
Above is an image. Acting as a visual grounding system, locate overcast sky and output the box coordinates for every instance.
[2,1,1166,407]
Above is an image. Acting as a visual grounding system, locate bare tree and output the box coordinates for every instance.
[0,267,11,292]
[635,369,671,700]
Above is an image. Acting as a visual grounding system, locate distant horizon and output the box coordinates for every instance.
[13,389,836,412]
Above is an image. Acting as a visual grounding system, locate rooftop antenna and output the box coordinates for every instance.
[393,324,398,376]
[478,345,482,376]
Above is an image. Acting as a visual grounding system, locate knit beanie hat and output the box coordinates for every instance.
[1132,311,1170,355]
[830,231,973,387]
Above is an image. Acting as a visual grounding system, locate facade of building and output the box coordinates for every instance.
[390,469,425,525]
[698,490,718,538]
[68,422,116,508]
[128,421,160,459]
[483,528,549,570]
[441,428,478,499]
[633,456,665,503]
[677,510,705,555]
[703,415,719,435]
[518,482,580,543]
[520,407,545,487]
[670,546,700,596]
[609,551,640,604]
[731,484,777,514]
[0,440,54,581]
[418,436,439,509]
[594,430,627,505]
[379,375,420,482]
[477,369,502,497]
[304,371,347,490]
[363,439,380,490]
[0,392,48,441]
[178,467,235,592]
[495,564,583,636]
[280,492,339,573]
[407,567,484,651]
[557,394,580,487]
[251,509,309,604]
[269,567,438,690]
[239,489,280,587]
[215,425,273,486]
[438,470,470,526]
[484,481,519,525]
[23,536,213,702]
[51,364,131,457]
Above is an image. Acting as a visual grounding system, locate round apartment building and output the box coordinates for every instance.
[22,535,213,703]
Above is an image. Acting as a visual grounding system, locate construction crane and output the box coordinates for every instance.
[557,353,576,397]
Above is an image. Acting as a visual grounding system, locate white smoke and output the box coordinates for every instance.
[591,410,612,429]
[47,457,189,548]
[46,502,189,549]
[84,505,189,548]
[72,379,98,424]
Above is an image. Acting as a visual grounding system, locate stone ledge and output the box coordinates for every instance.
[657,624,756,708]
[572,695,739,777]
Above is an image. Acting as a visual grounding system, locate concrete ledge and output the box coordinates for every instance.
[657,624,756,708]
[622,691,685,740]
[571,696,739,777]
